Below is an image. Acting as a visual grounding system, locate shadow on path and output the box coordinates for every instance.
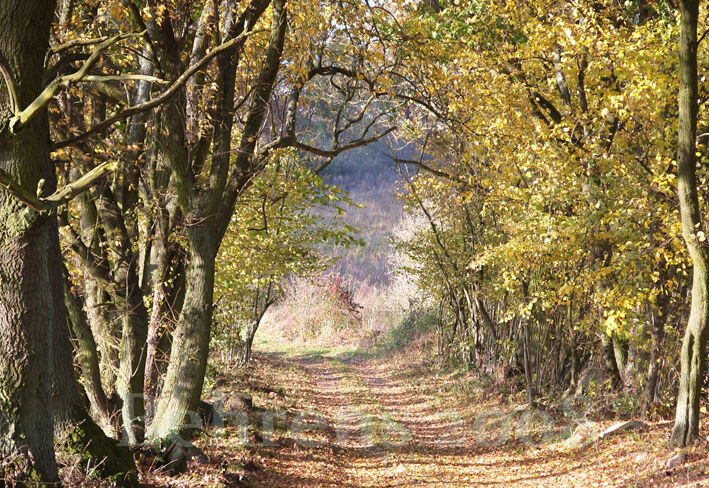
[245,351,693,488]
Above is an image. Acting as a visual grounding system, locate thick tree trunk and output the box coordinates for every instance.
[77,191,120,398]
[115,293,149,446]
[84,274,120,397]
[0,197,57,483]
[671,267,709,446]
[0,1,58,482]
[144,242,186,422]
[144,235,169,423]
[147,226,216,443]
[671,0,708,448]
[146,0,286,445]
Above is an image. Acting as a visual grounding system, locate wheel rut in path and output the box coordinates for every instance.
[249,354,510,487]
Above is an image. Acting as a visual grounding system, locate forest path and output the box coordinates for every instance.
[243,351,697,487]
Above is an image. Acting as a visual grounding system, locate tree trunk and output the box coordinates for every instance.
[147,225,216,443]
[0,1,58,482]
[95,184,149,445]
[77,190,119,399]
[144,242,186,422]
[475,296,498,362]
[671,268,709,446]
[49,220,138,486]
[601,333,623,388]
[146,0,286,445]
[671,0,708,448]
[522,322,536,406]
[64,270,112,428]
[612,334,629,387]
[569,331,581,391]
[642,301,666,417]
[236,321,259,366]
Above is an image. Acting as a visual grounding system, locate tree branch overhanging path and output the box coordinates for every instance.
[0,25,259,213]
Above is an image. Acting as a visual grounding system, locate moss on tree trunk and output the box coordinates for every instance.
[0,0,58,482]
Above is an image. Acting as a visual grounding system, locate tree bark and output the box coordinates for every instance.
[63,270,112,428]
[94,183,149,445]
[0,1,58,482]
[671,0,708,448]
[522,322,536,406]
[569,331,581,391]
[147,225,216,442]
[601,333,623,388]
[77,189,120,399]
[236,294,274,366]
[475,296,499,362]
[612,334,629,387]
[236,329,255,366]
[144,241,185,422]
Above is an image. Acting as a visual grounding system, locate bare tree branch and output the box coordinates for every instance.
[0,160,115,212]
[392,155,482,191]
[298,126,396,173]
[259,126,396,174]
[0,168,45,210]
[51,27,262,150]
[9,32,145,133]
[44,161,115,207]
[81,74,167,84]
[50,36,111,55]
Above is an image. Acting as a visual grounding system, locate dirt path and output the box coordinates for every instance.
[244,353,709,488]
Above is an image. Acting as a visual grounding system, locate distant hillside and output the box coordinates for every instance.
[319,141,404,284]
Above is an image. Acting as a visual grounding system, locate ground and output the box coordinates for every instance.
[140,343,709,487]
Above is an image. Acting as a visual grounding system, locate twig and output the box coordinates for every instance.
[50,36,111,55]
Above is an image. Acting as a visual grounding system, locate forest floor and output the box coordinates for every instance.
[142,343,709,488]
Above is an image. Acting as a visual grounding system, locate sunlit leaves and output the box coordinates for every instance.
[214,150,361,341]
[390,0,695,345]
